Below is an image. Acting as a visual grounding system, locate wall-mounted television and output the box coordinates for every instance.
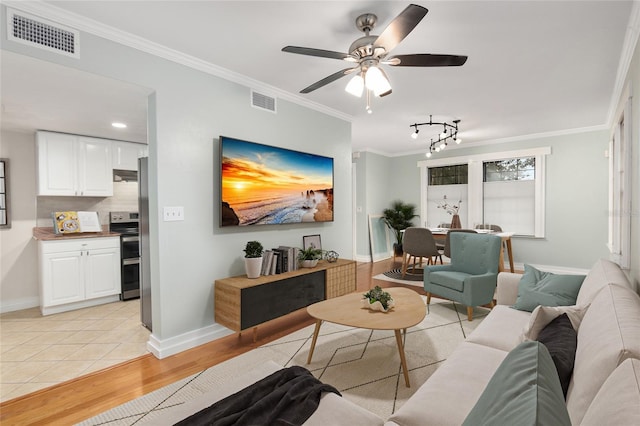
[220,136,334,227]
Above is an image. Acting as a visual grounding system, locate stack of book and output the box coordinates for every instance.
[260,246,301,276]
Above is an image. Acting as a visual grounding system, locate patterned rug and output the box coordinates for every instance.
[79,297,489,425]
[373,268,424,287]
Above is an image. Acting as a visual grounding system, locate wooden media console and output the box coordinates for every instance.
[214,259,356,339]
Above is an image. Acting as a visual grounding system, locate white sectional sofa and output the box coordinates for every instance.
[386,258,640,426]
[157,259,640,425]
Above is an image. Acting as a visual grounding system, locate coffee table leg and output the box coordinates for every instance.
[307,320,323,364]
[395,329,411,387]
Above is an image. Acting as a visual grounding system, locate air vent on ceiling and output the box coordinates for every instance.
[251,91,277,113]
[6,8,80,58]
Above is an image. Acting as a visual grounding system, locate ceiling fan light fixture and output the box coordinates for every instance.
[345,74,365,97]
[365,66,391,97]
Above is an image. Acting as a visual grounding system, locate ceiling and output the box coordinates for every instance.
[1,1,635,155]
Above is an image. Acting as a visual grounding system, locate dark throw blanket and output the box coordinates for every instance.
[175,366,341,426]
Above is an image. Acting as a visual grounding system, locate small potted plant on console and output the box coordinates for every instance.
[243,240,264,278]
[298,247,323,268]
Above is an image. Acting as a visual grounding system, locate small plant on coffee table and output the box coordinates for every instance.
[363,286,394,311]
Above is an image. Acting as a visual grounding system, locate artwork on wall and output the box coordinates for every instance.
[369,214,392,261]
[303,234,322,251]
[220,136,334,227]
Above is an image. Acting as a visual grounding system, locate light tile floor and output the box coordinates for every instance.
[0,299,150,402]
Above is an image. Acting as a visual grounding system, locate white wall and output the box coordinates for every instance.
[1,6,352,356]
[0,131,38,312]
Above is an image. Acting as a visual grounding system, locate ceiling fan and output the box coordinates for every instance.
[282,4,467,102]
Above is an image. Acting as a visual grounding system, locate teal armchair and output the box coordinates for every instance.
[424,232,502,321]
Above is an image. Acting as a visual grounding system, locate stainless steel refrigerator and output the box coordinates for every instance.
[139,157,152,330]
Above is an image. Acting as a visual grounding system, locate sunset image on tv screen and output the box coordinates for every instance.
[220,137,334,226]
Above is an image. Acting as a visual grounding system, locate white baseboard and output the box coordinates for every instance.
[147,323,235,359]
[0,297,40,314]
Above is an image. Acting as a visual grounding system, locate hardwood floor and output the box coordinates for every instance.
[0,259,407,425]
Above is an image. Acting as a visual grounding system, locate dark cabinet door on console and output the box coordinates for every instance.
[241,270,325,330]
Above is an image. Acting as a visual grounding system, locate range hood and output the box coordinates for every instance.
[113,169,138,182]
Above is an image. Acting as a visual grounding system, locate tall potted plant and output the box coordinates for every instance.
[382,200,417,256]
[243,241,264,279]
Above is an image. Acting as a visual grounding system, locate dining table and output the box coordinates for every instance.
[429,228,515,273]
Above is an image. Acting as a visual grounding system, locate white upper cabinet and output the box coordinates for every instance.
[37,131,113,196]
[112,141,148,171]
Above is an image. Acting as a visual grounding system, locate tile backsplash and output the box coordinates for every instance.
[37,182,139,227]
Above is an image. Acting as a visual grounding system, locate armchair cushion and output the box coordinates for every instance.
[513,265,585,312]
[428,271,470,292]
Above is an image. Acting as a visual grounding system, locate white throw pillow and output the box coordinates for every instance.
[521,304,589,341]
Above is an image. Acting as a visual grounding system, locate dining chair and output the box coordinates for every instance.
[475,224,503,232]
[401,227,442,277]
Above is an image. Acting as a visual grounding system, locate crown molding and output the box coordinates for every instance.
[606,0,640,126]
[364,123,608,158]
[3,1,353,124]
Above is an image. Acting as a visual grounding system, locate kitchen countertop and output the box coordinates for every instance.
[33,227,121,241]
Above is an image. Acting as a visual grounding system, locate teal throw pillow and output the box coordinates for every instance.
[513,264,585,312]
[462,341,571,426]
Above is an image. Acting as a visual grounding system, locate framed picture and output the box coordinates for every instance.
[303,234,322,251]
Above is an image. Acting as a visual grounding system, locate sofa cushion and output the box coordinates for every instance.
[580,358,640,426]
[576,258,631,305]
[513,264,585,312]
[521,304,588,341]
[536,314,577,397]
[466,305,531,352]
[386,342,508,426]
[566,283,640,425]
[462,341,571,426]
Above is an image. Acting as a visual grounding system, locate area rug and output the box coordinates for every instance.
[374,268,424,286]
[79,297,488,425]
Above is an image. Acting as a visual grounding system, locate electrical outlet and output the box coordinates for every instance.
[163,206,184,221]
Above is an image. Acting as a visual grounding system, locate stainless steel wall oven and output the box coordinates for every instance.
[109,212,140,300]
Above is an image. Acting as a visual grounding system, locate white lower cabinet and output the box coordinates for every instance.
[39,237,121,315]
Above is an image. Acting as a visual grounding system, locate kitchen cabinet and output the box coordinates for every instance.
[112,141,148,171]
[37,131,113,196]
[38,237,121,315]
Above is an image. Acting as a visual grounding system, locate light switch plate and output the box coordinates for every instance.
[163,206,184,221]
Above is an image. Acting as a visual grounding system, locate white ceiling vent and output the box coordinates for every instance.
[251,91,277,113]
[6,8,80,58]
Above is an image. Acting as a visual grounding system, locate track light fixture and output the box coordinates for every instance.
[409,115,462,156]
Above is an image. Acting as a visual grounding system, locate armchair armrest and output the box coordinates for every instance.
[496,272,522,305]
[463,272,498,306]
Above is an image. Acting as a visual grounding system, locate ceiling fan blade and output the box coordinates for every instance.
[373,4,428,54]
[387,54,468,67]
[282,46,354,61]
[300,67,359,94]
